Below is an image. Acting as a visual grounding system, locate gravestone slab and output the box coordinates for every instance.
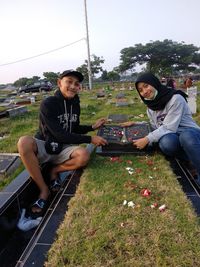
[116,101,129,107]
[0,154,21,177]
[15,99,31,106]
[7,106,28,117]
[116,92,126,99]
[107,114,128,123]
[187,86,197,114]
[97,92,105,98]
[97,123,152,155]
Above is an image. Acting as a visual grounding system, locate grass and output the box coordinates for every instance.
[45,153,200,267]
[1,83,200,266]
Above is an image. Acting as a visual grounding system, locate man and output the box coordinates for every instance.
[17,70,107,218]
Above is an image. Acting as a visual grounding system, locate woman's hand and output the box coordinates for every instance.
[132,137,149,149]
[120,121,135,127]
[92,118,107,130]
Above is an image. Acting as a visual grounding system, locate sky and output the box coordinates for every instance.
[0,0,200,84]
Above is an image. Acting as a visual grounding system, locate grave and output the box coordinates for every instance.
[15,99,31,106]
[97,92,106,98]
[107,114,128,123]
[169,158,200,215]
[115,92,126,99]
[116,100,129,107]
[0,110,7,119]
[187,86,197,114]
[7,106,28,117]
[0,153,21,177]
[0,144,95,266]
[96,122,152,156]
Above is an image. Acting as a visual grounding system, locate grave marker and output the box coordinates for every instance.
[187,86,197,114]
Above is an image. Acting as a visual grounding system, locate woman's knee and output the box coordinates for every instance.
[17,136,36,155]
[179,129,200,146]
[159,134,180,155]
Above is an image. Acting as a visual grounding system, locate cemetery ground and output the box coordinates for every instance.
[1,83,200,266]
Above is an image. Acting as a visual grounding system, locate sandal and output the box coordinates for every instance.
[50,178,62,192]
[29,198,47,219]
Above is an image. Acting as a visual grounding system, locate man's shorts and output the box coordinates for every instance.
[34,138,80,165]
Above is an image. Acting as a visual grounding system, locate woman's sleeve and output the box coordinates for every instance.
[146,95,185,144]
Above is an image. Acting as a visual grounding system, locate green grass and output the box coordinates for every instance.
[46,153,200,267]
[1,84,200,266]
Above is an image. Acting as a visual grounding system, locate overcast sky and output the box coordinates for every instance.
[0,0,200,84]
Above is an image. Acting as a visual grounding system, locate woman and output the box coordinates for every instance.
[123,72,200,184]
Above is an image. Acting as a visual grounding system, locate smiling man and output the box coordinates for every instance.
[17,69,107,218]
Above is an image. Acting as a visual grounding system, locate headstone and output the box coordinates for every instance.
[116,92,125,99]
[15,99,31,106]
[187,86,197,114]
[0,98,7,103]
[0,153,21,177]
[7,106,28,117]
[116,101,129,107]
[30,96,36,103]
[97,122,152,155]
[0,110,8,119]
[107,114,128,123]
[97,92,105,98]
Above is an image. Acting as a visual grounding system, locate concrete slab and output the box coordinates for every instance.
[7,106,28,117]
[0,153,21,177]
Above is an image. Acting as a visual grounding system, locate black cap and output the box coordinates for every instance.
[59,70,84,82]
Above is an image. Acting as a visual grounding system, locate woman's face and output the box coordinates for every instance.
[137,82,157,100]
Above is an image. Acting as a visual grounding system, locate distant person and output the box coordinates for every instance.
[166,78,176,89]
[184,77,193,89]
[121,72,200,185]
[161,77,166,85]
[17,70,108,218]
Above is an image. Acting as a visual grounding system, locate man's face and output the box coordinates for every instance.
[57,75,80,98]
[137,82,157,100]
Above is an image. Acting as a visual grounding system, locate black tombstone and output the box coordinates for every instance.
[96,122,152,156]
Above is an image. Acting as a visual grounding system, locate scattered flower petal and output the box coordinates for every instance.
[120,222,125,227]
[150,203,158,209]
[110,157,122,163]
[159,204,166,212]
[128,201,135,207]
[126,167,134,171]
[123,200,127,205]
[141,188,151,197]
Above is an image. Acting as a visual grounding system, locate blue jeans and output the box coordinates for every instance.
[158,128,200,183]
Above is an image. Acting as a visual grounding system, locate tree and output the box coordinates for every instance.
[76,54,105,82]
[101,70,109,81]
[13,77,29,87]
[119,40,200,76]
[107,71,120,81]
[43,72,59,85]
[27,76,40,85]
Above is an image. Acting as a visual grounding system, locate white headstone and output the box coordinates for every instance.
[187,86,197,114]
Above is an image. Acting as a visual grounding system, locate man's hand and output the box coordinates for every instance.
[132,137,149,150]
[91,136,108,146]
[120,121,135,127]
[92,118,107,130]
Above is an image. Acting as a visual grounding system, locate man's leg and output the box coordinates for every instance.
[50,147,90,180]
[17,136,50,212]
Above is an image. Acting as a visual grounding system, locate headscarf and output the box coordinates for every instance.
[135,73,188,111]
